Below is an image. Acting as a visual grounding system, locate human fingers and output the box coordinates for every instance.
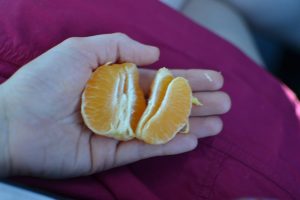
[139,69,223,95]
[191,91,231,116]
[110,134,198,168]
[188,116,223,138]
[57,33,160,70]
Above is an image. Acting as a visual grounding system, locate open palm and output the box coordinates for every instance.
[1,33,230,178]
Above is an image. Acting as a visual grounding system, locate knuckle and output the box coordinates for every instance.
[62,37,83,48]
[185,69,193,80]
[111,32,129,40]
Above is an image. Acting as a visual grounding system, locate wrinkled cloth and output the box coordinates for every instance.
[0,0,300,199]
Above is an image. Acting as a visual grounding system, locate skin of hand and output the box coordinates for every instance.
[0,33,231,178]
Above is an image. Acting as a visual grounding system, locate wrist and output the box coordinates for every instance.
[0,85,11,178]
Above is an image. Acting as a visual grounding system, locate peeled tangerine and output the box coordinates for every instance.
[81,63,193,144]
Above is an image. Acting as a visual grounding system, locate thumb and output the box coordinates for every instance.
[57,33,160,69]
[5,33,159,95]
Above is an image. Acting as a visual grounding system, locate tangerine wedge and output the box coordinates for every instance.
[81,63,146,140]
[136,68,174,135]
[136,69,192,144]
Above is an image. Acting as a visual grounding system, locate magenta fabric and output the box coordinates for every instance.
[1,0,300,199]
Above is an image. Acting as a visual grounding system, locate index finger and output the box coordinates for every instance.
[171,69,224,91]
[139,68,224,94]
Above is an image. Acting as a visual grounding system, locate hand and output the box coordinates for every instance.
[0,33,230,178]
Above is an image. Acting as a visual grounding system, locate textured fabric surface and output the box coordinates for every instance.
[1,0,300,199]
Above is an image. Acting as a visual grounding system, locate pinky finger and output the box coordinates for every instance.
[113,134,198,167]
[189,116,223,138]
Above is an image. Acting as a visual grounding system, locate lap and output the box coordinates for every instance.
[1,0,300,198]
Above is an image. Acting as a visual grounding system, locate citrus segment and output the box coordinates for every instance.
[125,65,146,133]
[138,77,192,144]
[81,63,145,140]
[136,68,174,136]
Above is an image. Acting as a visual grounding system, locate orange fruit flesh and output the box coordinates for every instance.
[137,77,192,144]
[81,63,146,140]
[136,68,174,135]
[128,66,146,132]
[81,63,194,144]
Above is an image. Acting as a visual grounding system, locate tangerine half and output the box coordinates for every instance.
[81,63,146,140]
